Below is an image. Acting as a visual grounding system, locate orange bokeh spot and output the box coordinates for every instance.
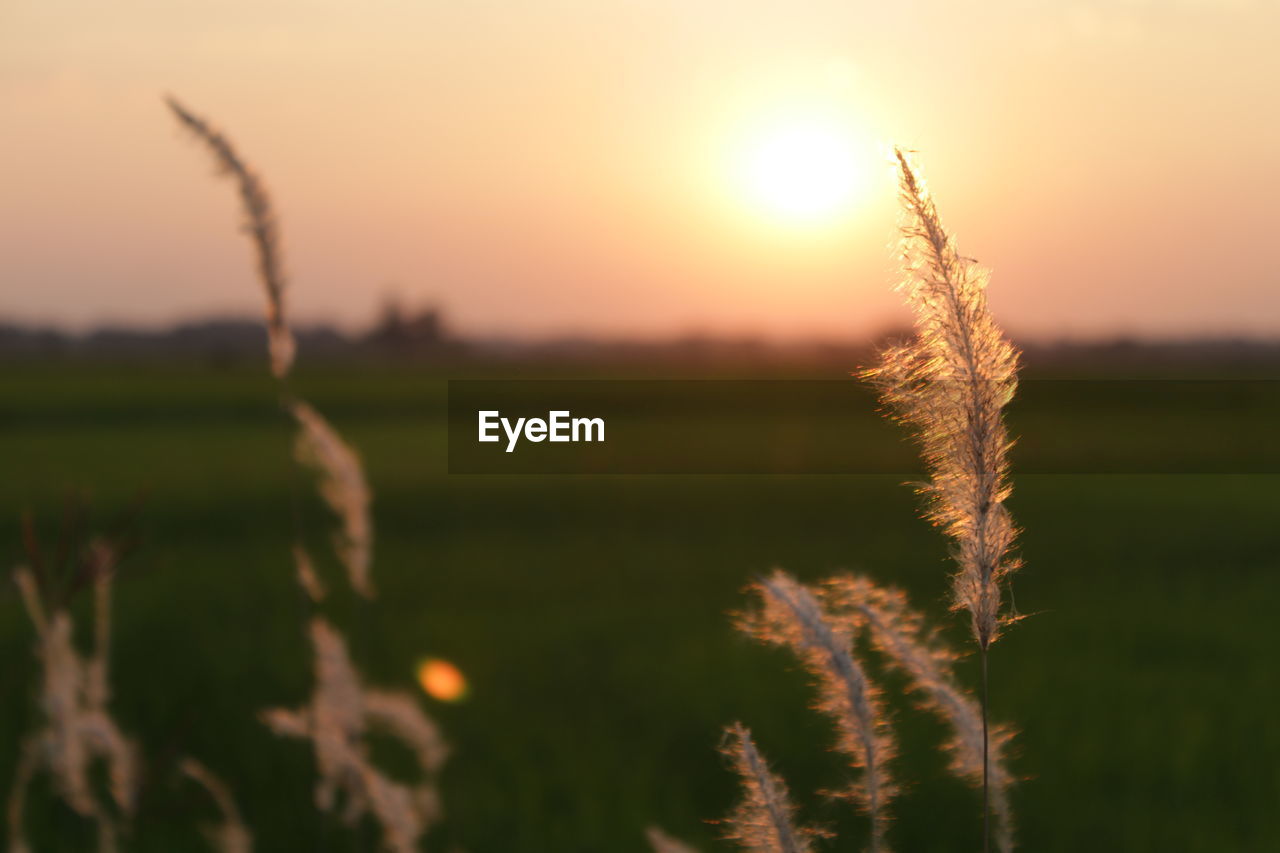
[417,658,468,702]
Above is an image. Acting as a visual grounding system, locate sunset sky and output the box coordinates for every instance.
[3,1,1277,340]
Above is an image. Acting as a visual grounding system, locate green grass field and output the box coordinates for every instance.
[1,361,1276,851]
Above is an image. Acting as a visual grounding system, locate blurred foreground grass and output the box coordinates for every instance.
[1,361,1276,851]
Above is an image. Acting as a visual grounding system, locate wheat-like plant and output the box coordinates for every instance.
[738,571,894,851]
[168,98,446,849]
[823,575,1015,853]
[863,149,1023,849]
[720,723,821,853]
[180,758,254,853]
[261,618,448,853]
[8,542,138,853]
[168,96,376,600]
[865,148,1021,653]
[165,97,294,380]
[709,152,1023,852]
[289,401,375,598]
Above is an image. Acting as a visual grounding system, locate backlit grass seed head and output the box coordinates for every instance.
[290,401,375,598]
[739,571,894,852]
[823,574,1015,853]
[166,96,295,380]
[261,618,447,853]
[864,149,1022,650]
[721,722,820,853]
[8,546,138,853]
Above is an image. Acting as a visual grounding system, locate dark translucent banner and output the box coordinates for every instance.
[447,379,1280,474]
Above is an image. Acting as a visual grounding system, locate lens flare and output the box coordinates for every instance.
[416,658,468,702]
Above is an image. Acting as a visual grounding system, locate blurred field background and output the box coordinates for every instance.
[1,354,1276,852]
[6,1,1279,848]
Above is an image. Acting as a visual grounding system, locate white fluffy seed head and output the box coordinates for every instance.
[720,722,820,853]
[9,553,138,852]
[289,401,375,598]
[260,618,447,853]
[738,570,895,851]
[864,149,1022,649]
[166,97,295,380]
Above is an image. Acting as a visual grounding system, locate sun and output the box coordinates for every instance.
[737,116,867,225]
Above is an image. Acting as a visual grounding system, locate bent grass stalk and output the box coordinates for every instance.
[721,723,821,853]
[165,97,294,381]
[168,98,446,846]
[739,571,894,852]
[166,96,375,601]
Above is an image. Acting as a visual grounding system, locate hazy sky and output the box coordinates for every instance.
[3,1,1277,340]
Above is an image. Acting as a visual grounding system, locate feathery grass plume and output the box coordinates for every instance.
[166,101,374,597]
[824,575,1015,853]
[261,618,448,853]
[166,96,295,379]
[721,723,819,853]
[8,544,139,853]
[867,148,1022,851]
[739,570,894,851]
[645,826,700,853]
[180,758,253,853]
[864,149,1021,652]
[290,400,375,598]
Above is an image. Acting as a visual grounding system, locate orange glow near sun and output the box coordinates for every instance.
[417,658,468,702]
